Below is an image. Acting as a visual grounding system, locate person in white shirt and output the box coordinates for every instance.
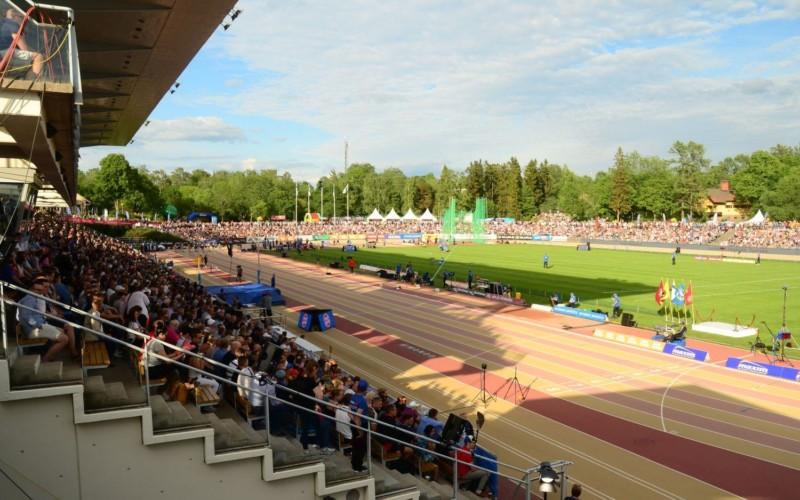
[126,282,150,318]
[335,393,354,442]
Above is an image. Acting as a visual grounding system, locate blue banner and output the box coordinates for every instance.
[725,357,800,382]
[553,305,607,322]
[319,310,336,331]
[399,232,423,239]
[298,311,313,331]
[531,234,553,241]
[663,343,709,362]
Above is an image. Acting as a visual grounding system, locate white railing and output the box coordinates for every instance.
[1,279,571,498]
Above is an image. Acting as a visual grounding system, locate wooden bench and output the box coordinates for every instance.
[15,323,47,355]
[371,436,402,465]
[82,341,110,376]
[136,359,166,393]
[195,385,220,409]
[235,393,265,425]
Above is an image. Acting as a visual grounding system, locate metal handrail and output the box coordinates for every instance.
[5,294,531,489]
[0,280,532,478]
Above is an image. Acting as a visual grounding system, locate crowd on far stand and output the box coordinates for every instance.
[5,212,508,498]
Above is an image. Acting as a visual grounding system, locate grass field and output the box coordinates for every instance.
[284,243,800,354]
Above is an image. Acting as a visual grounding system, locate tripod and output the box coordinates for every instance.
[470,363,496,406]
[751,326,774,364]
[493,366,534,404]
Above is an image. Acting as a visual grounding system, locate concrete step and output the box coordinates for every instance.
[13,354,40,373]
[324,452,368,484]
[165,401,193,426]
[104,382,130,405]
[150,395,172,429]
[85,375,105,393]
[236,420,267,446]
[33,361,63,383]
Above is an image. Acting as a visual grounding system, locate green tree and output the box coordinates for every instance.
[762,172,800,220]
[609,147,633,221]
[731,151,788,211]
[669,141,709,216]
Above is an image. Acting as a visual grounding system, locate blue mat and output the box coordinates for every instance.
[205,283,285,306]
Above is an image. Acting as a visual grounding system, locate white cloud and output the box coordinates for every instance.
[155,1,800,177]
[137,117,246,143]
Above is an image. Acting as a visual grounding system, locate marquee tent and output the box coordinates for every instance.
[744,209,766,225]
[385,208,401,220]
[401,208,418,220]
[420,208,436,221]
[366,208,384,222]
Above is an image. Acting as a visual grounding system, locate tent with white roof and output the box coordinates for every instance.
[419,208,436,221]
[744,209,766,225]
[366,208,384,222]
[401,208,418,220]
[385,208,401,220]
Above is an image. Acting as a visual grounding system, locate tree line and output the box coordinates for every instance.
[77,141,800,222]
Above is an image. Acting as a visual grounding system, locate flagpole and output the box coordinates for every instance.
[333,183,337,222]
[321,184,324,220]
[345,141,349,219]
[307,185,311,218]
[294,183,299,225]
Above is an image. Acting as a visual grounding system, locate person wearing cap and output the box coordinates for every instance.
[18,275,78,361]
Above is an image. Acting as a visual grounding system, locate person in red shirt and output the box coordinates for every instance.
[456,440,490,496]
[347,257,357,273]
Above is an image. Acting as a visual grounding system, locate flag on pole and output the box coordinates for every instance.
[684,282,693,305]
[655,280,664,305]
[342,184,349,194]
[671,282,685,306]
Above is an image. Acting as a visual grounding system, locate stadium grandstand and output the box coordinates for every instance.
[1,2,800,500]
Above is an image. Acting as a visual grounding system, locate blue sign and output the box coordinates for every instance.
[399,233,423,240]
[319,310,336,331]
[663,343,709,362]
[725,357,800,382]
[298,311,313,331]
[553,305,607,322]
[531,234,553,241]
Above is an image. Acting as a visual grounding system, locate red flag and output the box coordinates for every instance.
[655,280,664,305]
[685,282,694,306]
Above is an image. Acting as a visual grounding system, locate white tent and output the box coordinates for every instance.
[463,212,473,224]
[401,208,418,220]
[744,209,766,225]
[385,208,401,220]
[419,208,436,221]
[366,208,384,222]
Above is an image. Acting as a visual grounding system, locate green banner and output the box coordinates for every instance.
[312,234,330,241]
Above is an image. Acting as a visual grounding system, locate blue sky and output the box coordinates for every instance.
[79,1,800,181]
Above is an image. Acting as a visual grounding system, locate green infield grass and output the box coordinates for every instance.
[281,243,800,356]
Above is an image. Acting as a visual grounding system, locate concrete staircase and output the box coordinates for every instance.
[0,353,419,499]
[9,353,82,389]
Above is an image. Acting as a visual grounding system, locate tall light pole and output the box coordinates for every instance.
[345,141,349,219]
[782,286,789,329]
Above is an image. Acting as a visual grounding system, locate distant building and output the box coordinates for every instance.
[702,180,748,221]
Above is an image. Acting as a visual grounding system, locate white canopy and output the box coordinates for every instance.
[744,209,766,225]
[401,208,417,220]
[366,208,384,221]
[463,212,473,223]
[385,208,401,220]
[419,208,436,221]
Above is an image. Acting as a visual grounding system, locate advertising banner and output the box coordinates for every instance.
[663,343,709,362]
[312,234,330,241]
[270,215,286,221]
[725,357,800,382]
[532,234,553,241]
[399,233,423,239]
[553,305,607,322]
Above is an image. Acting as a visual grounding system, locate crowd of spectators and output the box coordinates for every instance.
[156,216,730,247]
[6,212,498,497]
[726,222,800,249]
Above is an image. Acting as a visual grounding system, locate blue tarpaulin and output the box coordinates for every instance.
[205,283,285,306]
[187,211,219,222]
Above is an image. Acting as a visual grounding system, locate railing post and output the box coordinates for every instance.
[453,451,459,499]
[366,418,372,475]
[144,342,151,407]
[525,468,532,500]
[263,386,271,445]
[0,282,7,355]
[559,469,567,500]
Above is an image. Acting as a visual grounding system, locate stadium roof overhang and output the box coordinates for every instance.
[71,0,238,147]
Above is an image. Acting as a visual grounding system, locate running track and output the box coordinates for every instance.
[165,248,800,499]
